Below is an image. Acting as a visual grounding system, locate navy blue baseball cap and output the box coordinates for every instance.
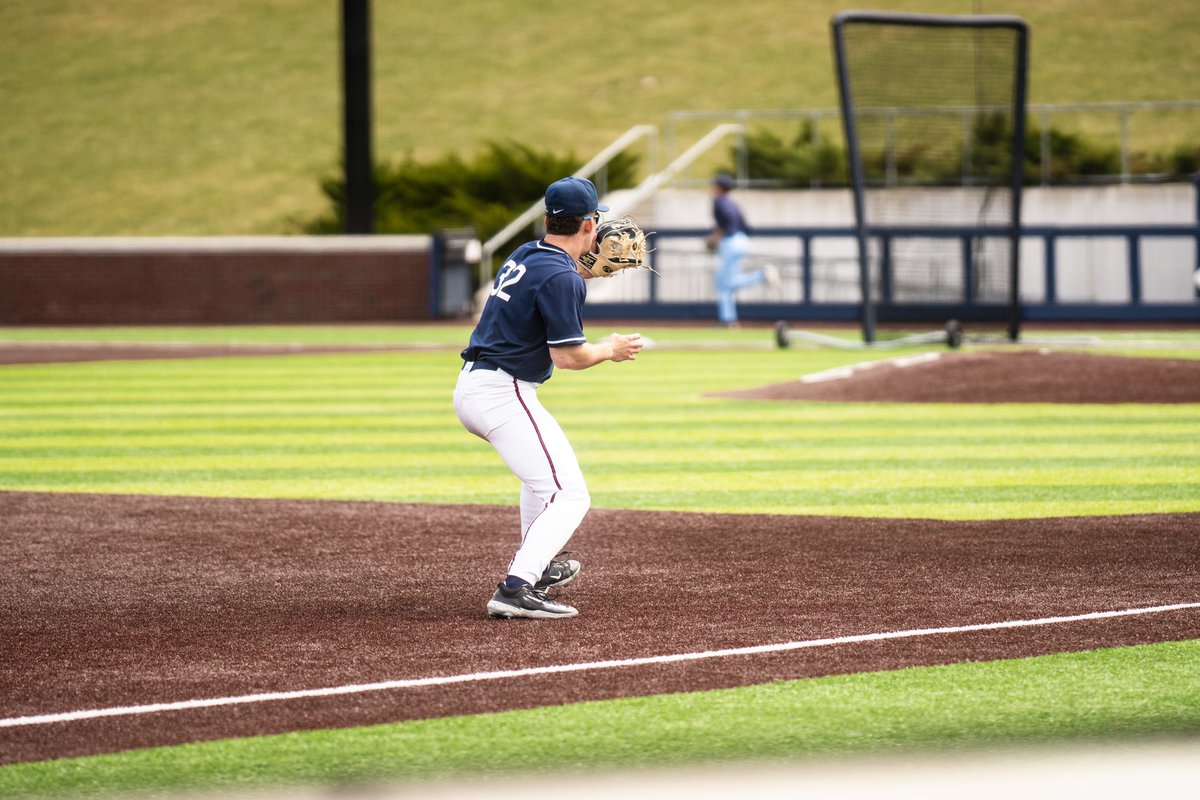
[545,177,609,217]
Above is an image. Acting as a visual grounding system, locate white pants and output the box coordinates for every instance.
[715,231,765,325]
[453,365,590,585]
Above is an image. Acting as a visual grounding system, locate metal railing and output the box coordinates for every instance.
[606,123,744,216]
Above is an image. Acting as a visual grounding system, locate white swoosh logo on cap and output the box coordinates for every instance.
[551,208,563,214]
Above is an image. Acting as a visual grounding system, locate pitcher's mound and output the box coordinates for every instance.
[715,350,1200,404]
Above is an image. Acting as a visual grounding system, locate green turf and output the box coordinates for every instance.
[3,1,1199,236]
[3,639,1198,798]
[1,328,1197,519]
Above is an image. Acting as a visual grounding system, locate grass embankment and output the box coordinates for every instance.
[2,1,1198,235]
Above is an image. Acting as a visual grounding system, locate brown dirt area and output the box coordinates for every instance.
[2,491,1198,765]
[0,341,442,365]
[716,349,1200,404]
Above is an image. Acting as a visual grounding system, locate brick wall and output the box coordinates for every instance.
[0,236,434,324]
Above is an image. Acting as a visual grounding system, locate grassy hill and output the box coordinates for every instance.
[2,0,1198,236]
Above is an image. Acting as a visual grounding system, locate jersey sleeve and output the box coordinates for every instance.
[538,271,588,347]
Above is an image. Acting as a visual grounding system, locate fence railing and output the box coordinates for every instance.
[582,222,1200,323]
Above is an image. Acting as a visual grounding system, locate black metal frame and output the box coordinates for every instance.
[831,11,1030,343]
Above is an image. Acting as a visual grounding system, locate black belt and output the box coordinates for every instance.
[464,359,501,372]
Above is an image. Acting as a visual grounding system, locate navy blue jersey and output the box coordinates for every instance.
[713,194,748,236]
[462,239,588,383]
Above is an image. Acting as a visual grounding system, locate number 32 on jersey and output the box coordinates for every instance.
[490,260,526,302]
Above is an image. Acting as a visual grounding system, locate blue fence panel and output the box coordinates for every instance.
[581,223,1200,323]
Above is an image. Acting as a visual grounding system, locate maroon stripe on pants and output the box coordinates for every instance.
[514,378,562,491]
[520,492,556,543]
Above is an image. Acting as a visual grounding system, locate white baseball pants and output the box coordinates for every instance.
[453,364,590,586]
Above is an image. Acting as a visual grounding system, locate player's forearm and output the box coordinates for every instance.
[550,341,613,370]
[552,334,642,370]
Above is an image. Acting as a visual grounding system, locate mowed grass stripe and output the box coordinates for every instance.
[3,408,1198,430]
[5,422,1195,450]
[0,348,1197,518]
[3,472,1193,503]
[3,428,1196,468]
[3,453,1196,484]
[4,424,1196,471]
[4,444,1198,472]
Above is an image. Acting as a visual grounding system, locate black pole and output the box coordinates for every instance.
[831,15,876,344]
[342,0,373,234]
[1007,21,1029,341]
[1194,174,1200,299]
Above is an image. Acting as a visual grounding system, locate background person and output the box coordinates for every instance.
[708,173,780,327]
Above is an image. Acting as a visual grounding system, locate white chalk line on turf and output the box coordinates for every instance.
[3,600,1197,729]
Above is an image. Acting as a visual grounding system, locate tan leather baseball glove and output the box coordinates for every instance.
[578,217,657,278]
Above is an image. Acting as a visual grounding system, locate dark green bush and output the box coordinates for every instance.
[1023,125,1122,182]
[728,119,1198,187]
[1167,143,1200,176]
[303,139,638,252]
[740,121,848,187]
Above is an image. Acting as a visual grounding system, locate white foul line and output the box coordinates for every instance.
[3,601,1197,729]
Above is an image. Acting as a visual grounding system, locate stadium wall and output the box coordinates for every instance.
[0,236,433,324]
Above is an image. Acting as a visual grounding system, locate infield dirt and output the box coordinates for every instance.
[3,492,1198,764]
[715,349,1200,404]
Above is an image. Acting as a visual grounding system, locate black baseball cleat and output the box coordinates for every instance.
[534,555,581,591]
[487,583,578,620]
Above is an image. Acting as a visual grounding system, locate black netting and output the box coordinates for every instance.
[835,15,1026,316]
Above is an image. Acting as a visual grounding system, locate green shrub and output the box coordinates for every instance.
[1167,143,1200,176]
[303,140,639,252]
[1024,125,1122,182]
[740,121,848,187]
[729,119,1199,187]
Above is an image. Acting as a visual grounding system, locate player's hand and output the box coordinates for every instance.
[608,332,644,362]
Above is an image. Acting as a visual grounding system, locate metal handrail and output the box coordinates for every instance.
[478,124,658,282]
[606,123,745,216]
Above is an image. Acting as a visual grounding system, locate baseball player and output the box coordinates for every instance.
[709,173,780,327]
[455,176,646,620]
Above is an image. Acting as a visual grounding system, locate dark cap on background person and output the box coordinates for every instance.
[545,177,610,217]
[712,173,735,191]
